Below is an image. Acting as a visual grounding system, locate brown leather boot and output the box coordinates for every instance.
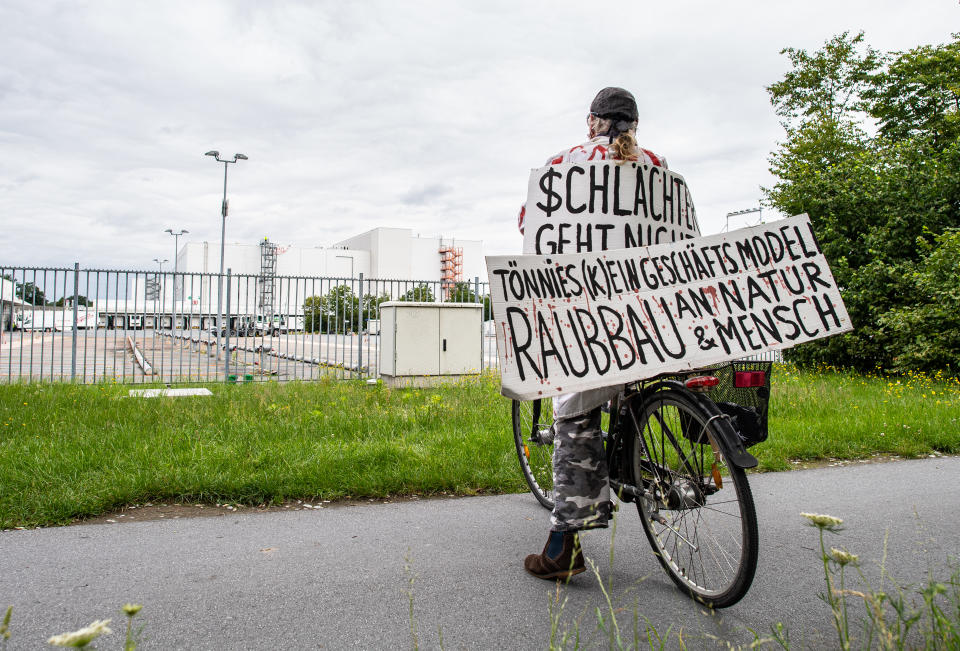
[524,530,585,581]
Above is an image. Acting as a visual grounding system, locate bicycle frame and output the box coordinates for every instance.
[510,363,766,607]
[606,379,758,505]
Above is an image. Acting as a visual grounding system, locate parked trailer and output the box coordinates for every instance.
[254,314,304,336]
[15,308,99,331]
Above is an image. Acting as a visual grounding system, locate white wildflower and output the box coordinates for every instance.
[47,619,112,647]
[829,547,859,567]
[800,512,844,531]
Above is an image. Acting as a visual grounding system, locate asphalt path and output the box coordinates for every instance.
[3,457,958,649]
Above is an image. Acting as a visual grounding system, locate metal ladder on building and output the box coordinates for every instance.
[259,238,277,315]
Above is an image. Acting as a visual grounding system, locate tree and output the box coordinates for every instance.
[303,295,324,333]
[767,31,880,126]
[765,32,960,372]
[879,230,960,373]
[444,281,477,303]
[303,286,391,333]
[863,37,960,150]
[361,292,390,330]
[302,286,358,333]
[16,281,47,306]
[321,285,360,333]
[54,296,93,307]
[444,281,493,319]
[399,283,435,303]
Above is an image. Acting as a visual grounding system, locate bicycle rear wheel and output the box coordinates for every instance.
[626,387,758,608]
[511,398,555,510]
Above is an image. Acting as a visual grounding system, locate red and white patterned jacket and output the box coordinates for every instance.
[517,135,667,234]
[517,136,669,419]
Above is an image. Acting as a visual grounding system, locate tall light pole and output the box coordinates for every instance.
[204,150,247,361]
[164,228,188,281]
[165,228,188,332]
[724,207,763,232]
[152,258,168,330]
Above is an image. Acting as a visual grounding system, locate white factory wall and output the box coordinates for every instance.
[172,230,484,283]
[176,242,369,278]
[337,230,376,265]
[335,228,483,282]
[124,229,484,307]
[379,229,414,278]
[410,237,440,280]
[458,240,485,282]
[1,277,19,330]
[1,278,16,304]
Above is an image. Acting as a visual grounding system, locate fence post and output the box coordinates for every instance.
[357,272,364,376]
[71,262,79,381]
[224,268,232,381]
[474,275,481,371]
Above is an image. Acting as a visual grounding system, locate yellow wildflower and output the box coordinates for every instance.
[121,604,142,616]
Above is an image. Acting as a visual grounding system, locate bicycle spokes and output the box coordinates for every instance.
[631,387,758,608]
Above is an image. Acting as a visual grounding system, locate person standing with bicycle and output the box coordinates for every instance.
[518,87,670,581]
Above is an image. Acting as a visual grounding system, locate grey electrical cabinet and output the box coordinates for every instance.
[378,302,482,386]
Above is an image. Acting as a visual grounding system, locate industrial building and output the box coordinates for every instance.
[90,227,485,331]
[174,227,484,281]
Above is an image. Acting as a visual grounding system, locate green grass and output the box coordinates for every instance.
[0,374,520,529]
[1,365,958,529]
[755,364,960,471]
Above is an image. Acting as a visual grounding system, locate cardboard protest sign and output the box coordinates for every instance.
[489,214,852,401]
[522,161,700,255]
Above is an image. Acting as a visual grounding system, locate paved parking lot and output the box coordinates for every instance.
[0,329,500,384]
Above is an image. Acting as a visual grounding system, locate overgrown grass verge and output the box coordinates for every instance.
[1,364,958,528]
[755,364,960,471]
[0,374,519,528]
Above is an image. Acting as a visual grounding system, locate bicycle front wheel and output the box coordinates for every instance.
[511,398,555,510]
[627,388,758,608]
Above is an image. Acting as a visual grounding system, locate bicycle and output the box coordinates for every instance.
[512,361,771,609]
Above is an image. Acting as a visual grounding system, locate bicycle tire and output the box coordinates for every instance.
[511,398,555,510]
[626,387,758,608]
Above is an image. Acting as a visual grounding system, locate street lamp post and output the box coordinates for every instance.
[152,258,168,331]
[164,228,188,332]
[204,151,247,367]
[724,207,763,232]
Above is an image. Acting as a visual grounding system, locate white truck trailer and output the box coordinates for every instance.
[15,307,99,331]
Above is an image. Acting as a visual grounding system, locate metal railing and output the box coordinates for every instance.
[0,265,496,385]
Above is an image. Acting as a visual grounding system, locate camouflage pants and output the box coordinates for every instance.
[551,407,611,532]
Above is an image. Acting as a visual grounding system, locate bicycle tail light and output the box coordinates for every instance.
[734,371,766,388]
[685,375,719,392]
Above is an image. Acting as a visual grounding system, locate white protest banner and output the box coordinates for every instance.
[488,214,852,401]
[522,160,700,255]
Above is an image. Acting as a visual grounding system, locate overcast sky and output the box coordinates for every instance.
[1,1,957,271]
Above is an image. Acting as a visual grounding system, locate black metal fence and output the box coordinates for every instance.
[1,265,497,384]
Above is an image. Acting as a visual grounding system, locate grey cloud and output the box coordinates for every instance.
[0,0,956,267]
[399,183,452,206]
